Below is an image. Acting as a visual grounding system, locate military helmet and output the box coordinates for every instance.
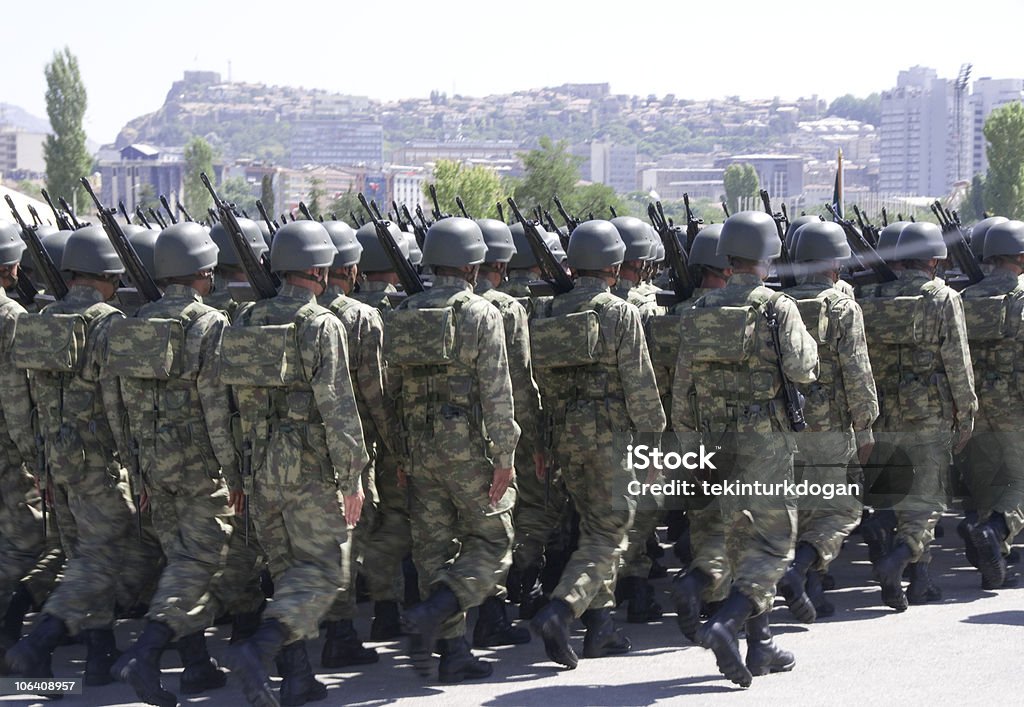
[322,220,362,268]
[983,220,1024,260]
[154,222,219,279]
[651,237,665,262]
[970,216,1009,259]
[62,225,125,275]
[792,221,851,262]
[422,217,487,268]
[18,225,58,271]
[210,218,267,268]
[876,221,908,259]
[611,216,654,261]
[43,230,73,272]
[547,231,566,262]
[567,220,626,269]
[476,218,516,263]
[688,224,729,270]
[0,223,26,267]
[404,230,423,266]
[508,222,543,269]
[123,225,159,277]
[784,214,820,251]
[717,211,782,260]
[894,222,947,260]
[270,221,336,272]
[355,221,408,272]
[257,219,273,248]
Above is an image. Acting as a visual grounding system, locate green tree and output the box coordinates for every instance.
[427,159,506,219]
[513,137,582,213]
[983,102,1024,219]
[307,177,325,219]
[958,174,987,223]
[723,163,760,214]
[16,179,43,200]
[826,93,882,126]
[260,174,275,218]
[220,177,255,217]
[564,183,625,221]
[327,188,363,224]
[183,137,215,216]
[43,47,91,211]
[136,183,158,215]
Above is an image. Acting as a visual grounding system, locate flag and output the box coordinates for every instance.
[831,148,844,219]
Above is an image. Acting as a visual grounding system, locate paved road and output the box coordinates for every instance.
[3,513,1020,706]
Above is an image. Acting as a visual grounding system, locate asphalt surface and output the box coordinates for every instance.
[2,512,1020,706]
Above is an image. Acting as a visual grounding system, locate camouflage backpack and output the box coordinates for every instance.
[962,283,1024,408]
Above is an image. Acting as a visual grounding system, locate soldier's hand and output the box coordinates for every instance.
[490,467,515,506]
[857,443,874,468]
[534,453,546,481]
[229,489,245,515]
[344,486,365,528]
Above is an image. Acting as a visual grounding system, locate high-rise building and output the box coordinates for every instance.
[0,126,46,176]
[289,118,383,169]
[967,77,1024,177]
[879,67,953,197]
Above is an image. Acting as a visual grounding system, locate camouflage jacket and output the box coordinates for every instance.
[960,268,1024,414]
[614,278,667,322]
[0,288,35,472]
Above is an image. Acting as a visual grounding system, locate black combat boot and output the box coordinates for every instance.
[110,621,174,705]
[670,567,710,642]
[4,613,66,679]
[2,585,34,645]
[529,597,578,669]
[401,585,460,677]
[83,628,121,686]
[369,600,402,641]
[906,562,942,604]
[472,596,530,647]
[970,514,1008,590]
[744,611,795,677]
[776,542,818,623]
[805,571,835,617]
[957,512,979,569]
[860,512,893,568]
[278,640,327,706]
[626,577,663,624]
[875,543,913,612]
[178,630,227,695]
[230,608,264,645]
[581,609,631,658]
[438,636,493,683]
[320,619,378,668]
[223,618,287,707]
[695,589,755,688]
[517,565,547,620]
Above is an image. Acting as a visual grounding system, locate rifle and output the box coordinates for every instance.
[506,197,574,295]
[825,204,897,285]
[159,195,178,224]
[35,432,49,537]
[81,178,163,303]
[201,173,280,299]
[609,206,618,218]
[932,202,984,285]
[58,197,83,229]
[256,200,277,235]
[358,193,424,295]
[648,201,695,306]
[552,195,579,234]
[27,205,43,227]
[129,439,144,538]
[349,211,362,228]
[721,200,731,218]
[401,205,426,248]
[428,184,448,221]
[496,202,505,223]
[543,211,562,239]
[118,201,131,224]
[208,208,219,225]
[6,196,68,299]
[242,438,253,545]
[135,207,152,228]
[414,205,431,231]
[298,201,314,221]
[683,193,702,250]
[40,189,72,231]
[455,196,471,219]
[764,298,806,432]
[759,190,797,289]
[177,200,193,223]
[148,208,167,230]
[881,208,889,227]
[852,205,879,247]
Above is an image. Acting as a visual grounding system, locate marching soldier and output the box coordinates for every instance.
[206,218,267,319]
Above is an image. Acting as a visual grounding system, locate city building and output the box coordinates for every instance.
[0,127,46,177]
[966,77,1024,177]
[388,165,427,213]
[289,117,383,169]
[576,140,638,194]
[715,154,805,199]
[641,168,724,201]
[97,144,222,214]
[392,140,520,166]
[879,67,953,197]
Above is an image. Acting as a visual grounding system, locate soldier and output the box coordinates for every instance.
[960,220,1024,589]
[671,211,818,688]
[206,218,267,319]
[391,217,519,682]
[967,216,1009,277]
[859,222,976,611]
[499,223,565,310]
[777,221,879,622]
[317,219,395,667]
[6,226,161,687]
[529,220,665,669]
[107,222,241,706]
[0,226,45,666]
[473,217,540,647]
[349,221,413,639]
[221,220,368,707]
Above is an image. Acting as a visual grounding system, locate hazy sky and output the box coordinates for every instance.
[3,0,1022,145]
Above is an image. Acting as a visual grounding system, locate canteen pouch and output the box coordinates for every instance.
[645,315,681,369]
[384,307,457,366]
[859,296,927,345]
[105,318,185,380]
[219,323,305,386]
[678,305,757,363]
[530,310,601,369]
[11,313,87,373]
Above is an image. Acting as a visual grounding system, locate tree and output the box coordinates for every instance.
[260,174,275,218]
[983,102,1024,219]
[513,137,582,213]
[328,188,363,225]
[307,177,325,219]
[958,174,987,223]
[43,47,91,212]
[427,159,505,219]
[183,137,215,216]
[723,163,760,214]
[564,183,625,221]
[220,177,255,217]
[826,93,882,126]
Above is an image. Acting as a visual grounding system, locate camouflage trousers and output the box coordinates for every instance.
[794,430,861,571]
[253,475,349,643]
[870,424,952,563]
[0,465,45,618]
[141,463,234,638]
[686,491,731,604]
[325,495,377,622]
[21,526,64,612]
[409,456,515,641]
[359,454,409,603]
[210,516,267,617]
[552,411,635,618]
[965,413,1024,555]
[511,452,569,572]
[621,429,676,579]
[44,466,163,634]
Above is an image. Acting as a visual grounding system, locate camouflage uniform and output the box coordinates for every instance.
[534,276,666,617]
[672,273,818,615]
[229,282,368,642]
[960,268,1024,554]
[393,274,520,640]
[861,269,976,564]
